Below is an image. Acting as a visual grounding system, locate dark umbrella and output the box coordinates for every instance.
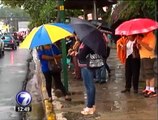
[89,20,111,32]
[70,17,106,56]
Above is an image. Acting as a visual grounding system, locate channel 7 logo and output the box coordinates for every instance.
[15,91,32,112]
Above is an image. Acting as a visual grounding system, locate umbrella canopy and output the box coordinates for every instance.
[115,18,158,35]
[20,23,74,49]
[70,17,106,56]
[89,20,112,32]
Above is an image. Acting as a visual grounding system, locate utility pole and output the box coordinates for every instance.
[57,0,69,91]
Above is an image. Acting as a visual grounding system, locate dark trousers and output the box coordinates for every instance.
[43,71,67,97]
[125,55,140,91]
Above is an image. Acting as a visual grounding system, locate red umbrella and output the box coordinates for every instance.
[115,18,158,35]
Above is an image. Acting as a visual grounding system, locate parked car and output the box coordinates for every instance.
[0,38,5,57]
[1,33,17,50]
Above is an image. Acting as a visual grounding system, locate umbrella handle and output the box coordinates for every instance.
[51,48,58,65]
[53,57,58,65]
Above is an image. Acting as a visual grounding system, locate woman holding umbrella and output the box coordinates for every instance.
[70,17,109,115]
[37,44,71,101]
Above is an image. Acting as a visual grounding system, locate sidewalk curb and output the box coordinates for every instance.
[41,76,56,120]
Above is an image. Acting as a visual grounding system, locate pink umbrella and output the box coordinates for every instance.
[115,18,158,35]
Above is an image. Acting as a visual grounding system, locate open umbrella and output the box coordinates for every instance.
[70,17,106,56]
[20,23,74,49]
[89,20,112,32]
[115,18,158,35]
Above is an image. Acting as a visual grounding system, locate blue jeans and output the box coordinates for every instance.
[95,65,106,82]
[81,67,96,108]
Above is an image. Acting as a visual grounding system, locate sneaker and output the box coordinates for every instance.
[81,107,95,115]
[141,90,149,95]
[144,91,156,98]
[83,105,96,112]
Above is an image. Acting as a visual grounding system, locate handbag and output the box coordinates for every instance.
[48,57,62,73]
[86,53,104,68]
[48,48,62,73]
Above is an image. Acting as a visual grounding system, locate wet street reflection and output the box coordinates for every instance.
[0,48,30,120]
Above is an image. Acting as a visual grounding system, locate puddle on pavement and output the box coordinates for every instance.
[71,100,84,105]
[103,100,122,112]
[113,101,121,110]
[63,112,100,120]
[62,100,84,108]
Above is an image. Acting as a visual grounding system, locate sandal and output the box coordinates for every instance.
[81,107,95,115]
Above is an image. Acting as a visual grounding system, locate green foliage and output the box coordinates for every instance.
[23,0,46,26]
[0,6,30,18]
[1,0,82,29]
[112,0,157,23]
[100,6,113,24]
[39,0,57,24]
[1,0,24,7]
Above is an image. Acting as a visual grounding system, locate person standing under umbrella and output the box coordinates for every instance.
[137,31,157,97]
[70,17,107,114]
[117,35,141,93]
[77,42,96,115]
[37,44,71,101]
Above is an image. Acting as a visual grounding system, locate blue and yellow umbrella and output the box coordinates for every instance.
[20,23,74,49]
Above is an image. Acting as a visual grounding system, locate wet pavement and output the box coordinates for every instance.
[0,48,31,120]
[52,48,157,120]
[26,73,45,120]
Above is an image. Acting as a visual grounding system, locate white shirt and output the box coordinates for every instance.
[126,40,136,58]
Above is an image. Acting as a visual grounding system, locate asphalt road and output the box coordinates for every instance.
[0,48,30,120]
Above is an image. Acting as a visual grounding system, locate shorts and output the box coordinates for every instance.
[141,58,155,80]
